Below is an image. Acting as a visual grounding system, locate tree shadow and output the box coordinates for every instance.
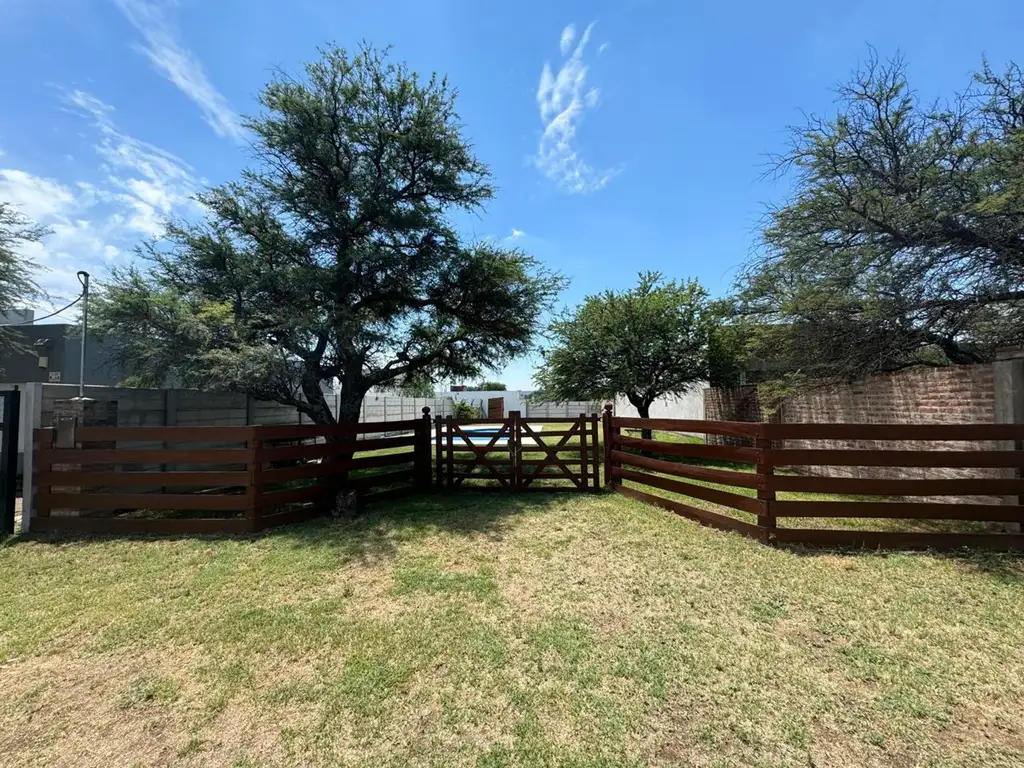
[2,491,573,566]
[774,540,1024,584]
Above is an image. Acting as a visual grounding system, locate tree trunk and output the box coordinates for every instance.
[637,402,653,442]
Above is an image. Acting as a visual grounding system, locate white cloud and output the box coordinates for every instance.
[1,90,199,313]
[535,21,618,194]
[66,89,196,238]
[112,0,245,142]
[559,23,576,56]
[510,228,525,239]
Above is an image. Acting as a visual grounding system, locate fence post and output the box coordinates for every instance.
[509,410,522,490]
[578,412,588,491]
[602,403,617,489]
[435,414,444,488]
[755,424,776,544]
[591,413,600,491]
[418,407,432,491]
[445,415,454,489]
[1,388,21,534]
[247,428,264,533]
[19,382,42,531]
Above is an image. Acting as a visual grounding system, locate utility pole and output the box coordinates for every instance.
[77,271,90,398]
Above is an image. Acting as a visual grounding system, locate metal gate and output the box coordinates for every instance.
[435,411,600,491]
[0,388,21,534]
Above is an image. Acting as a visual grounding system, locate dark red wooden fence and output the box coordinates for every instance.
[602,406,1024,550]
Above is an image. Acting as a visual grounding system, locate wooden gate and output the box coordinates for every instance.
[487,397,504,420]
[435,411,600,491]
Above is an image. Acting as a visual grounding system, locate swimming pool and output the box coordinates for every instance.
[431,426,512,445]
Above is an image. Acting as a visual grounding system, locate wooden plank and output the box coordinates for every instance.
[765,422,1024,442]
[37,448,251,465]
[517,417,585,424]
[37,471,249,487]
[767,448,1024,468]
[261,461,338,484]
[613,467,762,515]
[32,516,254,535]
[612,417,759,438]
[615,484,764,538]
[771,527,1024,551]
[36,492,249,511]
[615,434,760,464]
[261,435,415,462]
[771,500,1024,522]
[75,425,255,442]
[441,444,512,455]
[261,485,332,507]
[610,450,759,488]
[255,420,421,440]
[767,475,1024,496]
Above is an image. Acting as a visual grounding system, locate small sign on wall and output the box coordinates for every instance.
[47,371,61,383]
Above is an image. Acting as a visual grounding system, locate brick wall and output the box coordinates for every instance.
[704,364,1008,501]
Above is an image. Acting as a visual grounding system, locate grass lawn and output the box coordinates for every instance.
[2,491,1023,766]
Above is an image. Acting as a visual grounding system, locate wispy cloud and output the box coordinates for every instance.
[112,0,245,142]
[510,228,525,239]
[66,89,197,237]
[559,23,577,55]
[1,90,199,310]
[535,21,617,194]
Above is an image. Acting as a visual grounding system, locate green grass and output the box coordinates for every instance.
[2,492,1023,766]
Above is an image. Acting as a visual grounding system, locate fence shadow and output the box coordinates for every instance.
[3,491,571,565]
[774,540,1024,584]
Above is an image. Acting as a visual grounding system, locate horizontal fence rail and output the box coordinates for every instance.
[435,411,600,491]
[32,411,435,535]
[602,409,1024,551]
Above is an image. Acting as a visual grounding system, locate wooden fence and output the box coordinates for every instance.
[32,412,433,535]
[435,412,601,490]
[603,408,1024,550]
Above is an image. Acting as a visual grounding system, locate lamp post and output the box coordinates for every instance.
[77,271,90,398]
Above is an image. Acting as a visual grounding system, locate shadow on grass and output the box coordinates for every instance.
[774,541,1024,583]
[2,491,576,565]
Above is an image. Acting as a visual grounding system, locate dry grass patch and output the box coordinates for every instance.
[1,491,1023,766]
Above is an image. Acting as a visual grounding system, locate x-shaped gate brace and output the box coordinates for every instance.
[449,421,513,487]
[519,421,584,489]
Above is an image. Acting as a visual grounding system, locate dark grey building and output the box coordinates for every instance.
[0,322,124,386]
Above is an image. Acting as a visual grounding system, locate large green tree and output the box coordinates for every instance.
[93,46,564,424]
[0,203,45,353]
[735,52,1024,390]
[535,273,713,438]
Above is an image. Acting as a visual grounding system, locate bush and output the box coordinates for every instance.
[452,400,481,419]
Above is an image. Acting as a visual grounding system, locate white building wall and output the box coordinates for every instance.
[613,384,705,421]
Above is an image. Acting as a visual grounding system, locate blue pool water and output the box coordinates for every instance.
[431,426,512,444]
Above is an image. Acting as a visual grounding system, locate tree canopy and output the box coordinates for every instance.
[474,380,506,391]
[734,52,1024,390]
[92,45,564,423]
[0,203,45,351]
[535,273,713,435]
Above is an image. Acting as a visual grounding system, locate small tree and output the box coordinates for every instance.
[536,273,713,439]
[474,380,506,391]
[0,203,45,353]
[92,45,565,424]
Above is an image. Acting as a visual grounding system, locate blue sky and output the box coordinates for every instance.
[2,0,1023,388]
